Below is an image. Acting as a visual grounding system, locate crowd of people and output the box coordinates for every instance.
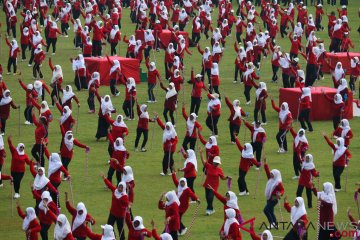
[0,0,359,239]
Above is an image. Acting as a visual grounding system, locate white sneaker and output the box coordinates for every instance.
[231,141,235,144]
[246,101,251,105]
[277,148,282,153]
[239,191,247,196]
[208,209,215,215]
[335,188,341,192]
[147,100,153,103]
[0,184,3,187]
[134,148,138,152]
[160,172,165,176]
[28,64,32,67]
[51,53,56,55]
[255,167,260,170]
[190,201,197,204]
[261,122,267,125]
[14,193,20,199]
[141,148,147,152]
[233,80,237,83]
[180,228,188,235]
[205,210,210,215]
[115,92,120,97]
[167,172,172,175]
[292,176,299,179]
[279,148,286,153]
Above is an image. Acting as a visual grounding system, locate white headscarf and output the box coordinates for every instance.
[160,233,173,240]
[340,119,351,138]
[140,104,149,119]
[301,87,312,102]
[64,131,74,150]
[226,191,239,210]
[256,82,267,100]
[184,149,197,172]
[51,65,63,84]
[54,214,72,240]
[33,167,50,190]
[10,39,18,56]
[337,78,348,93]
[211,63,219,76]
[40,101,50,114]
[110,25,119,40]
[290,197,307,225]
[22,207,37,231]
[232,100,242,120]
[0,135,3,150]
[72,202,87,231]
[186,113,197,136]
[114,182,127,199]
[212,42,222,55]
[101,224,116,240]
[177,177,188,198]
[294,128,308,147]
[224,209,239,236]
[165,83,177,99]
[144,29,155,42]
[132,216,145,231]
[60,106,72,124]
[333,137,347,162]
[265,169,282,200]
[88,72,100,89]
[165,190,180,206]
[242,143,254,158]
[48,153,62,177]
[110,60,121,76]
[113,115,127,128]
[163,122,177,143]
[279,102,290,123]
[62,85,75,104]
[318,182,337,215]
[261,230,273,240]
[334,94,343,105]
[113,137,126,151]
[205,136,217,149]
[302,154,315,170]
[121,166,134,183]
[38,191,53,214]
[202,47,211,62]
[16,143,25,155]
[101,95,114,116]
[126,77,136,93]
[253,123,265,143]
[333,62,344,81]
[207,94,221,113]
[0,90,12,106]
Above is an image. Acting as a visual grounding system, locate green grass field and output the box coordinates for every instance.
[0,1,359,239]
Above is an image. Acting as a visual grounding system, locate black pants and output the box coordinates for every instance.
[263,199,278,225]
[333,166,344,190]
[7,57,17,73]
[234,65,243,82]
[32,144,45,167]
[21,44,28,60]
[148,83,156,101]
[74,76,87,90]
[179,213,186,232]
[201,68,211,85]
[170,231,178,240]
[276,129,288,151]
[319,227,340,240]
[40,222,51,240]
[33,63,43,78]
[298,109,313,131]
[305,64,318,87]
[144,46,152,59]
[284,229,308,240]
[330,38,341,53]
[24,106,33,122]
[229,123,240,142]
[162,151,174,174]
[182,136,196,150]
[293,152,302,176]
[107,166,122,185]
[61,157,71,170]
[163,108,175,125]
[107,214,125,240]
[244,85,252,102]
[349,76,356,92]
[135,128,148,148]
[51,87,61,106]
[238,169,248,192]
[190,97,201,115]
[111,42,118,56]
[123,99,135,119]
[186,177,196,193]
[92,40,102,57]
[11,171,24,194]
[88,91,95,111]
[282,73,290,88]
[0,118,6,133]
[191,32,200,44]
[205,188,214,210]
[280,25,288,38]
[206,115,219,135]
[332,116,341,130]
[46,38,57,53]
[209,85,220,97]
[61,23,69,35]
[296,185,313,208]
[272,65,279,82]
[29,49,35,65]
[254,108,266,123]
[110,79,119,96]
[252,142,263,163]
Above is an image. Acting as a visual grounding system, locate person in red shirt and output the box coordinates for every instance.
[289,127,308,179]
[263,160,284,227]
[171,173,199,235]
[94,91,116,140]
[332,119,353,147]
[155,116,178,175]
[18,79,38,124]
[340,32,355,52]
[0,89,19,135]
[189,69,207,115]
[220,209,242,240]
[323,133,351,191]
[46,22,62,54]
[125,212,152,239]
[123,34,136,58]
[224,96,246,144]
[296,154,319,209]
[315,4,324,31]
[61,85,80,110]
[0,75,7,98]
[158,191,180,240]
[243,62,259,104]
[101,174,129,240]
[243,120,266,165]
[121,166,135,210]
[298,87,313,132]
[20,26,30,61]
[199,149,230,215]
[283,196,308,239]
[330,19,344,53]
[109,25,121,56]
[65,193,96,240]
[145,57,161,103]
[106,56,122,96]
[122,77,137,120]
[322,92,345,130]
[181,104,202,150]
[271,99,293,152]
[134,103,153,152]
[17,205,41,240]
[197,45,212,85]
[53,214,74,240]
[33,44,45,79]
[159,82,177,125]
[87,72,100,113]
[5,37,20,74]
[254,82,268,124]
[31,99,53,125]
[206,93,221,136]
[347,53,360,95]
[30,111,48,167]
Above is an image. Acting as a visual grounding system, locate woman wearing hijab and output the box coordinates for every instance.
[312,182,339,239]
[8,136,31,199]
[325,61,345,88]
[333,119,353,147]
[220,209,242,240]
[198,134,219,165]
[254,82,268,124]
[87,72,100,113]
[233,43,247,84]
[199,149,230,215]
[297,154,319,209]
[206,93,221,136]
[323,133,352,191]
[181,103,202,150]
[225,96,246,144]
[243,119,266,165]
[337,78,350,103]
[106,56,122,97]
[197,45,212,84]
[46,21,62,54]
[145,57,161,103]
[30,191,58,240]
[17,204,41,240]
[123,35,136,58]
[122,77,137,120]
[86,224,116,240]
[33,44,46,79]
[322,92,345,130]
[31,99,53,127]
[159,82,177,125]
[263,160,284,228]
[164,43,175,80]
[0,89,19,135]
[65,193,96,240]
[289,128,309,179]
[189,69,207,115]
[158,191,180,240]
[243,62,260,104]
[125,213,152,239]
[48,58,63,106]
[105,114,129,146]
[32,80,51,102]
[109,25,121,56]
[71,54,88,91]
[271,99,293,153]
[55,100,75,132]
[0,135,10,186]
[94,91,116,140]
[134,103,153,152]
[251,229,273,240]
[61,85,80,110]
[54,214,74,240]
[298,87,313,132]
[283,196,308,240]
[122,166,135,213]
[5,37,20,74]
[178,149,197,192]
[155,116,178,175]
[234,136,261,196]
[30,165,58,201]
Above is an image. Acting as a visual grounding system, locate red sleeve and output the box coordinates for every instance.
[17,207,26,219]
[86,227,102,240]
[125,212,134,230]
[66,201,76,215]
[158,200,166,210]
[156,117,165,130]
[46,182,58,193]
[289,128,297,138]
[235,137,243,151]
[171,173,179,187]
[48,210,58,223]
[32,189,42,200]
[324,135,336,151]
[198,133,207,145]
[60,166,70,177]
[49,58,54,71]
[345,150,351,159]
[213,190,227,204]
[151,228,161,240]
[7,138,16,153]
[31,98,41,110]
[56,102,63,113]
[30,162,37,177]
[105,114,115,124]
[284,202,291,213]
[264,163,271,179]
[271,99,280,112]
[19,80,28,91]
[74,139,87,149]
[182,106,188,120]
[104,178,116,192]
[225,97,233,109]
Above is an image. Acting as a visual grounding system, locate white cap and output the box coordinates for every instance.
[155,20,160,24]
[195,74,202,78]
[27,84,33,90]
[213,156,221,164]
[294,57,299,62]
[342,5,346,8]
